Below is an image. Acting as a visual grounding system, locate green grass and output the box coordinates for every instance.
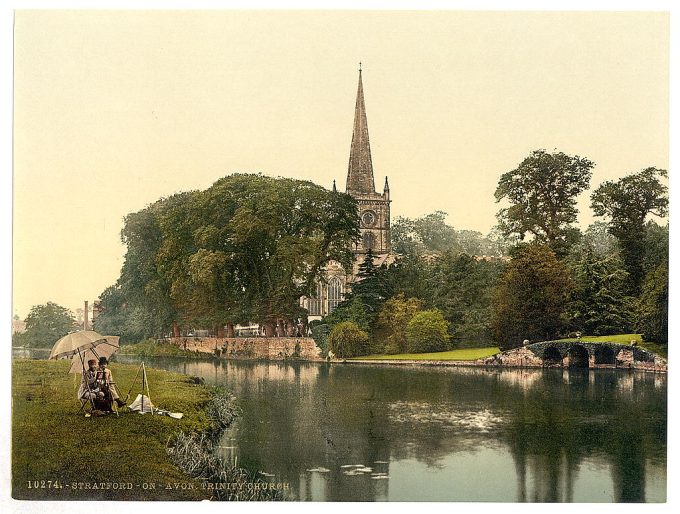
[352,346,501,361]
[555,334,667,359]
[12,359,216,500]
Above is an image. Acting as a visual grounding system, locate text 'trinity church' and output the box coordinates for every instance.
[302,66,395,320]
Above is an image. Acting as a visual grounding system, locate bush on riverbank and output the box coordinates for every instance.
[119,338,209,359]
[406,310,451,353]
[328,321,370,358]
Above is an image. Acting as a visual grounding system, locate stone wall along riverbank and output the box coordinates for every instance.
[166,337,322,361]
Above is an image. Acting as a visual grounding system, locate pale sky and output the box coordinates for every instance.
[12,10,669,318]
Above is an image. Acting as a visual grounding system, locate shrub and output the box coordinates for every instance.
[406,310,451,353]
[328,321,370,358]
[374,294,424,354]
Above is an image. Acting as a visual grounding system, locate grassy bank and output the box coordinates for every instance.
[118,338,212,359]
[12,359,216,500]
[555,334,667,359]
[352,346,500,361]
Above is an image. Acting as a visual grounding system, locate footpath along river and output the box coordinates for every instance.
[109,355,666,502]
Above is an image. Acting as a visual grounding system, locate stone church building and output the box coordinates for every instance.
[302,68,395,320]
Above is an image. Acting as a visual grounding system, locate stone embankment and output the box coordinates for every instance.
[166,337,322,361]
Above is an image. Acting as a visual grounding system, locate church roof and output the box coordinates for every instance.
[346,67,376,195]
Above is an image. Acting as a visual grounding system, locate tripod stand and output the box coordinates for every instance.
[123,362,154,415]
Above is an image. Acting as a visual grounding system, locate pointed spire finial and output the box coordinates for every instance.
[332,179,337,193]
[346,65,375,195]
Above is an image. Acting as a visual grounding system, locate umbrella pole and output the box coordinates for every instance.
[78,348,96,413]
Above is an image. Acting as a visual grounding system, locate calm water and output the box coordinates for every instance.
[16,349,667,502]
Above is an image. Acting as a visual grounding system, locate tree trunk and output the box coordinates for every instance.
[277,319,285,337]
[286,319,296,336]
[216,325,225,338]
[172,320,180,338]
[226,323,235,338]
[263,322,275,338]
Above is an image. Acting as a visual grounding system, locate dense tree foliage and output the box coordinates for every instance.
[492,245,575,350]
[636,261,668,345]
[591,167,668,292]
[99,174,360,338]
[405,310,451,353]
[14,302,77,348]
[328,321,371,358]
[495,149,593,257]
[565,246,633,336]
[429,252,505,346]
[391,211,502,257]
[374,294,424,354]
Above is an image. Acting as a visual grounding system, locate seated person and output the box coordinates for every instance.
[78,359,104,401]
[95,357,126,410]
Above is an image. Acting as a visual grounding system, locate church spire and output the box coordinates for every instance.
[346,65,376,195]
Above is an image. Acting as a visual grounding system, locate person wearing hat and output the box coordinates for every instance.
[96,356,126,409]
[78,358,104,401]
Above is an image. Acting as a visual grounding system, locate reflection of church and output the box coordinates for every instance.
[303,68,394,320]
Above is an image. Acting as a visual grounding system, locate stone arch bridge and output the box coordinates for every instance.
[481,341,667,372]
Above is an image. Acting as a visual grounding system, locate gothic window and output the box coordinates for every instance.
[363,232,375,251]
[308,282,324,316]
[328,278,343,313]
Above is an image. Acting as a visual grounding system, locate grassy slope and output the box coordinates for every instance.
[353,333,667,361]
[555,334,667,359]
[353,347,500,361]
[12,359,215,500]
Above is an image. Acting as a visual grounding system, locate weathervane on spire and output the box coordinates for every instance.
[359,61,362,72]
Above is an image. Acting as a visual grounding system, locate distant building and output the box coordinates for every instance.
[12,317,26,334]
[302,68,395,320]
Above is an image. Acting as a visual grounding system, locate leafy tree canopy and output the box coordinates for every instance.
[106,173,360,337]
[374,294,425,354]
[636,261,668,345]
[492,244,574,350]
[495,149,593,257]
[15,302,77,348]
[328,321,371,358]
[429,252,505,345]
[405,309,451,353]
[591,167,668,292]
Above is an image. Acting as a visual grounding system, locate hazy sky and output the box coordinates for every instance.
[12,10,669,318]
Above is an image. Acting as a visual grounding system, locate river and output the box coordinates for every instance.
[15,349,667,502]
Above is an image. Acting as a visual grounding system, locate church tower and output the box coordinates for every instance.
[346,66,391,255]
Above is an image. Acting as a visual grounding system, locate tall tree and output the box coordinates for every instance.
[374,294,424,354]
[341,250,392,327]
[591,167,668,292]
[15,302,77,348]
[495,149,593,256]
[110,174,360,338]
[492,244,574,350]
[565,246,633,336]
[636,261,668,345]
[430,252,505,345]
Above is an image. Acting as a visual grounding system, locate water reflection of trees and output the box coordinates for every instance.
[136,358,665,502]
[495,369,665,502]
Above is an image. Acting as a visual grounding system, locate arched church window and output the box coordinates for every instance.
[363,232,375,251]
[328,278,343,313]
[308,282,324,316]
